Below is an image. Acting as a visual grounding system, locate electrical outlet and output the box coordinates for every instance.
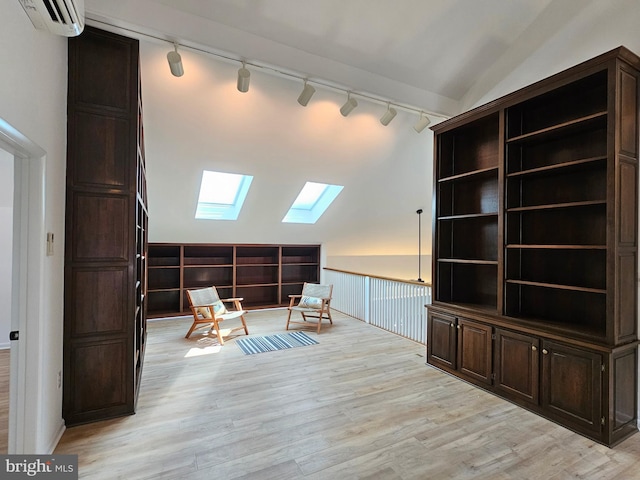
[57,371,62,389]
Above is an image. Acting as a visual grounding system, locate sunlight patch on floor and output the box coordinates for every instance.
[184,336,224,357]
[184,345,222,357]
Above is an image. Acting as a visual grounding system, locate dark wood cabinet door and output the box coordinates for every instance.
[494,329,539,404]
[457,318,493,385]
[427,311,457,370]
[541,341,602,436]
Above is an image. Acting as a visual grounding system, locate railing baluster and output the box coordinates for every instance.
[324,268,431,344]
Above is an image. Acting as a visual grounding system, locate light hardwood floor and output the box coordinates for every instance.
[54,310,640,479]
[0,348,8,453]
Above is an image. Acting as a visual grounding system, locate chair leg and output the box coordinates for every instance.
[286,309,293,330]
[185,322,198,339]
[212,319,224,345]
[240,314,249,335]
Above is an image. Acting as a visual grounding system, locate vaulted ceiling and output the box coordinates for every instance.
[84,0,574,117]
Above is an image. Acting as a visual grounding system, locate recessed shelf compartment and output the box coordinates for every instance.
[236,285,279,307]
[438,168,499,217]
[282,264,319,283]
[506,203,606,246]
[506,247,606,291]
[236,246,279,265]
[183,245,233,265]
[506,70,608,139]
[184,266,233,288]
[506,124,607,174]
[282,246,319,264]
[507,155,606,177]
[436,262,497,308]
[236,265,279,285]
[148,245,180,266]
[438,113,499,178]
[147,289,180,314]
[438,216,498,261]
[147,267,179,290]
[505,282,606,335]
[507,160,606,209]
[506,112,607,144]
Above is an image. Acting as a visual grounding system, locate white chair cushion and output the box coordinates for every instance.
[197,299,227,318]
[298,295,323,309]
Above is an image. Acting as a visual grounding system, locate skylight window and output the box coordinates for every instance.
[282,182,344,224]
[195,170,253,220]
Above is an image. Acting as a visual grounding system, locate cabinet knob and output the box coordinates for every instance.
[542,349,548,355]
[450,323,455,328]
[531,345,537,351]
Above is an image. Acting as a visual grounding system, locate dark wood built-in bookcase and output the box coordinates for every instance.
[147,243,320,317]
[435,112,501,310]
[64,27,148,426]
[427,47,640,446]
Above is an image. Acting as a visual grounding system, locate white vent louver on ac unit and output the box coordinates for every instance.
[18,0,85,37]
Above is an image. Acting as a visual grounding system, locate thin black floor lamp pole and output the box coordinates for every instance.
[416,209,424,282]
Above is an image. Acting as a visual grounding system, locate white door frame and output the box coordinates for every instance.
[0,118,46,454]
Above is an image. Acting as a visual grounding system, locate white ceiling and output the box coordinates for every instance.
[84,0,563,117]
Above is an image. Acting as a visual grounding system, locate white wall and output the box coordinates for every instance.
[0,4,68,453]
[463,0,640,110]
[0,149,12,349]
[140,40,435,281]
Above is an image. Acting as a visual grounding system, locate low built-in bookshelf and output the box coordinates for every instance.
[147,243,320,317]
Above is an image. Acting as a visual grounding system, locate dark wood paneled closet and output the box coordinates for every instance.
[64,26,148,425]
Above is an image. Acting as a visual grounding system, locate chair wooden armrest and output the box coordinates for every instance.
[287,294,302,308]
[222,297,245,312]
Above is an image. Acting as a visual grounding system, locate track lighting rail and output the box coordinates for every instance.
[87,16,450,129]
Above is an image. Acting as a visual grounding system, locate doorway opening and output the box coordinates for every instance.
[0,147,14,452]
[0,118,46,454]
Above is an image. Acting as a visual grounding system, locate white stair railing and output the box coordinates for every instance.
[324,268,431,344]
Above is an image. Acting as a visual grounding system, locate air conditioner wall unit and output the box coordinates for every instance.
[19,0,85,37]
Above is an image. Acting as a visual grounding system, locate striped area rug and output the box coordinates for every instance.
[236,331,319,355]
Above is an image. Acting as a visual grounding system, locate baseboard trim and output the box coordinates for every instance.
[46,419,66,454]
